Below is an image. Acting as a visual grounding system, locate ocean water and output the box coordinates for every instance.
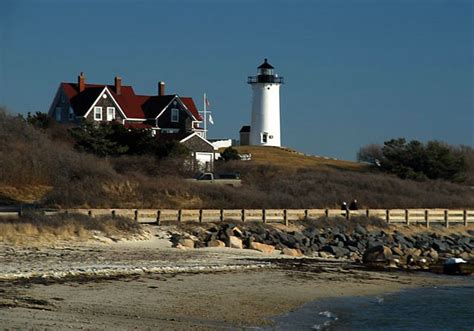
[269,278,474,331]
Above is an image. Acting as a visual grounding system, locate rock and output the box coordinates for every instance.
[433,241,448,252]
[282,248,303,257]
[301,237,311,247]
[405,248,422,257]
[207,240,225,248]
[367,240,384,250]
[350,252,362,263]
[249,242,275,254]
[227,236,243,249]
[179,239,195,249]
[333,247,350,258]
[392,246,404,256]
[347,245,358,252]
[322,245,349,258]
[319,251,334,259]
[232,226,244,237]
[428,249,439,261]
[363,245,393,264]
[355,224,367,235]
[334,233,347,243]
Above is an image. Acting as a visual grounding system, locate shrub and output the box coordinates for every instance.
[220,147,241,161]
[359,138,467,182]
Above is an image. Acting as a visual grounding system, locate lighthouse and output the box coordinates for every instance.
[247,58,284,147]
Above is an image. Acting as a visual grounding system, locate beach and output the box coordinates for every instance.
[0,225,466,330]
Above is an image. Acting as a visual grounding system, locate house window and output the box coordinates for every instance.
[55,107,62,122]
[68,108,74,121]
[171,108,179,122]
[94,107,102,121]
[107,107,115,121]
[261,132,268,144]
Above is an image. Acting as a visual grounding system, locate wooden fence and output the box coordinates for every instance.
[2,208,474,228]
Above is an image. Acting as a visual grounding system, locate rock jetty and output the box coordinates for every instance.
[169,218,474,271]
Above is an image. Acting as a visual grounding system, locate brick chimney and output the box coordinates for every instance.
[78,72,85,92]
[114,76,122,95]
[158,81,165,96]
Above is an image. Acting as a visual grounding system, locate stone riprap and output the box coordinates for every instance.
[169,220,474,270]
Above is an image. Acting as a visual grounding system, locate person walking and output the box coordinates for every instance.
[341,202,348,211]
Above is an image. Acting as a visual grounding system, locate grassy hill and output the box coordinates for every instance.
[1,108,473,209]
[227,146,368,172]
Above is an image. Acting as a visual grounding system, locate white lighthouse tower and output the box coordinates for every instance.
[248,58,284,147]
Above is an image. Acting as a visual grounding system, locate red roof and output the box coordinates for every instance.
[124,122,154,129]
[61,82,202,121]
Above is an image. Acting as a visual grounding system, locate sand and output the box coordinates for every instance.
[0,225,464,330]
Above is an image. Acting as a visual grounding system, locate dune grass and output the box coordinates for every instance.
[0,213,144,246]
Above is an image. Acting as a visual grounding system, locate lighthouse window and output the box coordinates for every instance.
[171,108,179,122]
[261,132,268,143]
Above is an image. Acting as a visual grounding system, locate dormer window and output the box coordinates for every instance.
[107,107,115,121]
[94,107,102,121]
[171,108,179,122]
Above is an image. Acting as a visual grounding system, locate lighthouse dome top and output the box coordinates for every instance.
[258,58,274,69]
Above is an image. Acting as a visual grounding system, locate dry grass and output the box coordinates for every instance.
[229,146,369,171]
[0,185,53,204]
[0,213,144,246]
[1,109,473,209]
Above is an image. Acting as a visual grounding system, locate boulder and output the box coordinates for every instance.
[179,238,195,249]
[433,240,448,252]
[232,226,244,237]
[428,249,439,261]
[405,248,422,257]
[367,240,384,250]
[322,245,348,258]
[249,242,275,254]
[207,240,226,248]
[392,246,404,256]
[333,247,350,258]
[350,252,363,263]
[319,251,334,259]
[282,248,303,257]
[227,236,243,249]
[347,245,359,252]
[363,245,393,264]
[355,224,367,235]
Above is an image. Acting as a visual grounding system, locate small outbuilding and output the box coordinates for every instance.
[239,125,250,146]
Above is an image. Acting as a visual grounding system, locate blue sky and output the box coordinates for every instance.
[1,0,472,160]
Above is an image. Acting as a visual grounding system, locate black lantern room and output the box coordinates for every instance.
[248,58,284,84]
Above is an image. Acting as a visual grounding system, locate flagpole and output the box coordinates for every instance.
[203,93,207,139]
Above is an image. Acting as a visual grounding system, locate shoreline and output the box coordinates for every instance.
[1,259,468,330]
[0,224,472,329]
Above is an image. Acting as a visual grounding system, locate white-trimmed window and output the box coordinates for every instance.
[106,107,115,121]
[94,107,102,121]
[55,107,62,121]
[171,108,179,122]
[261,132,268,144]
